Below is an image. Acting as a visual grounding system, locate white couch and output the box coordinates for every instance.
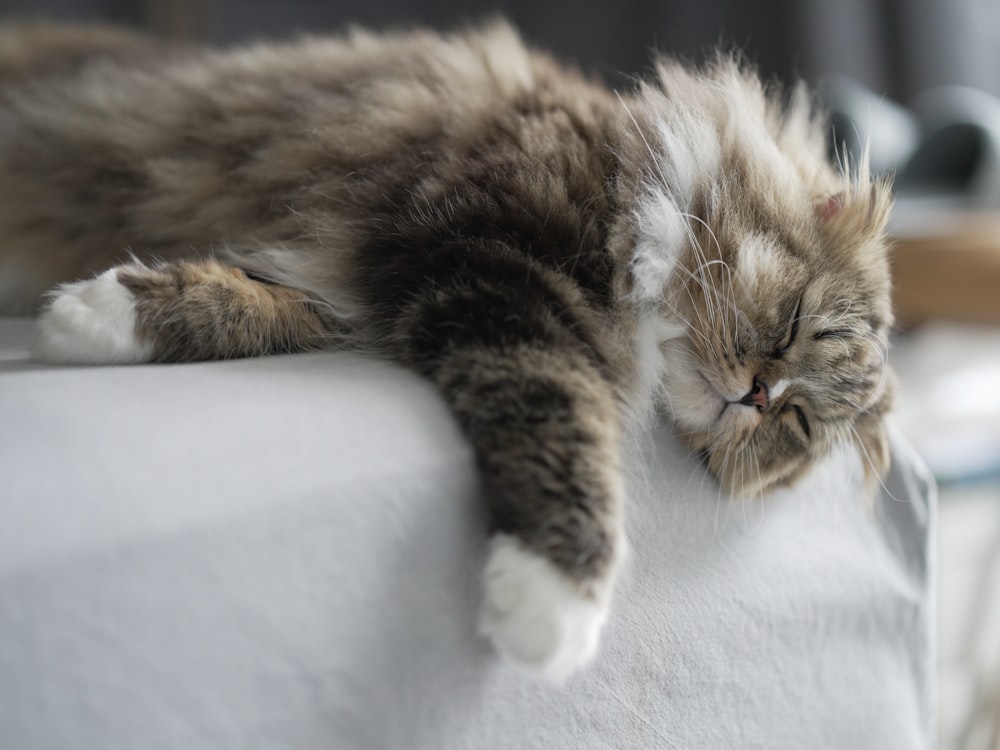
[0,317,936,749]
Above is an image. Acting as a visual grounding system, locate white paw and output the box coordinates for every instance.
[478,534,610,684]
[36,269,153,364]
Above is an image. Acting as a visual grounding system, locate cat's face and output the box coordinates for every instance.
[619,57,895,496]
[661,181,894,496]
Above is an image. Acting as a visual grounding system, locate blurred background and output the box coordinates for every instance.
[1,1,998,747]
[3,0,1000,99]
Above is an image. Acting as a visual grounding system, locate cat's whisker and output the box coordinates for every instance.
[711,439,738,538]
[695,265,720,331]
[737,441,760,533]
[616,101,735,349]
[658,300,694,336]
[858,331,890,363]
[677,214,724,328]
[737,452,752,531]
[796,312,837,326]
[616,92,678,207]
[680,213,723,260]
[669,257,740,360]
[669,267,717,349]
[713,480,724,540]
[717,436,739,492]
[699,261,733,345]
[846,423,903,503]
[835,298,856,315]
[719,261,738,341]
[680,277,718,340]
[697,251,740,358]
[657,302,721,365]
[819,331,855,359]
[854,335,891,396]
[750,443,766,532]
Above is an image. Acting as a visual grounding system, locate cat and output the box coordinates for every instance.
[0,21,894,683]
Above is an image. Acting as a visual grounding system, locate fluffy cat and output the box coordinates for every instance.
[0,21,893,682]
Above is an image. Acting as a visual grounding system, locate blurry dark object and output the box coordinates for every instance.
[827,77,1000,201]
[826,76,1000,327]
[824,75,921,175]
[900,87,1000,199]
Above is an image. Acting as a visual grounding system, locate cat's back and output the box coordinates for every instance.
[0,21,557,156]
[0,21,616,313]
[0,20,611,218]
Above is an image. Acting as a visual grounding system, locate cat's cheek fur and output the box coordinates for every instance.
[478,534,613,684]
[661,340,725,429]
[36,268,153,364]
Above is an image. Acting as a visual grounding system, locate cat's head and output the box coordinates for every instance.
[622,55,894,496]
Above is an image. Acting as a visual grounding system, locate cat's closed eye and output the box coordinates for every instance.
[813,329,851,341]
[781,402,811,440]
[772,296,802,359]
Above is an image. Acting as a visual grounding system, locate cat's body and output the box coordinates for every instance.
[0,22,894,681]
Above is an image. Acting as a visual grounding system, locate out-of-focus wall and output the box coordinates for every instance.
[2,0,1000,98]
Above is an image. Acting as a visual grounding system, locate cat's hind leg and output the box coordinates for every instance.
[37,259,335,364]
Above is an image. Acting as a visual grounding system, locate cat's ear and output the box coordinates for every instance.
[814,180,892,241]
[815,194,844,222]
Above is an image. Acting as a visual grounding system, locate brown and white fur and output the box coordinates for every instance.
[0,22,894,682]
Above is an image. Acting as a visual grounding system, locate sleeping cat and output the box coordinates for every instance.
[0,21,893,682]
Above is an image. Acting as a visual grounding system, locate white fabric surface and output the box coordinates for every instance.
[0,317,935,749]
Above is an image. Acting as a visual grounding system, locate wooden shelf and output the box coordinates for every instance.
[891,212,1000,327]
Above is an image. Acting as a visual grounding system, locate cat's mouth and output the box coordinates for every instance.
[699,370,763,423]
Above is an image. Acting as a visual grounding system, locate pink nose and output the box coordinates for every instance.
[739,379,770,410]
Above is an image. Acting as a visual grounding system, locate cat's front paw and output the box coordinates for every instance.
[37,268,153,364]
[478,534,610,684]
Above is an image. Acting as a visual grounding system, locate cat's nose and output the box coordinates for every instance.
[738,378,770,410]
